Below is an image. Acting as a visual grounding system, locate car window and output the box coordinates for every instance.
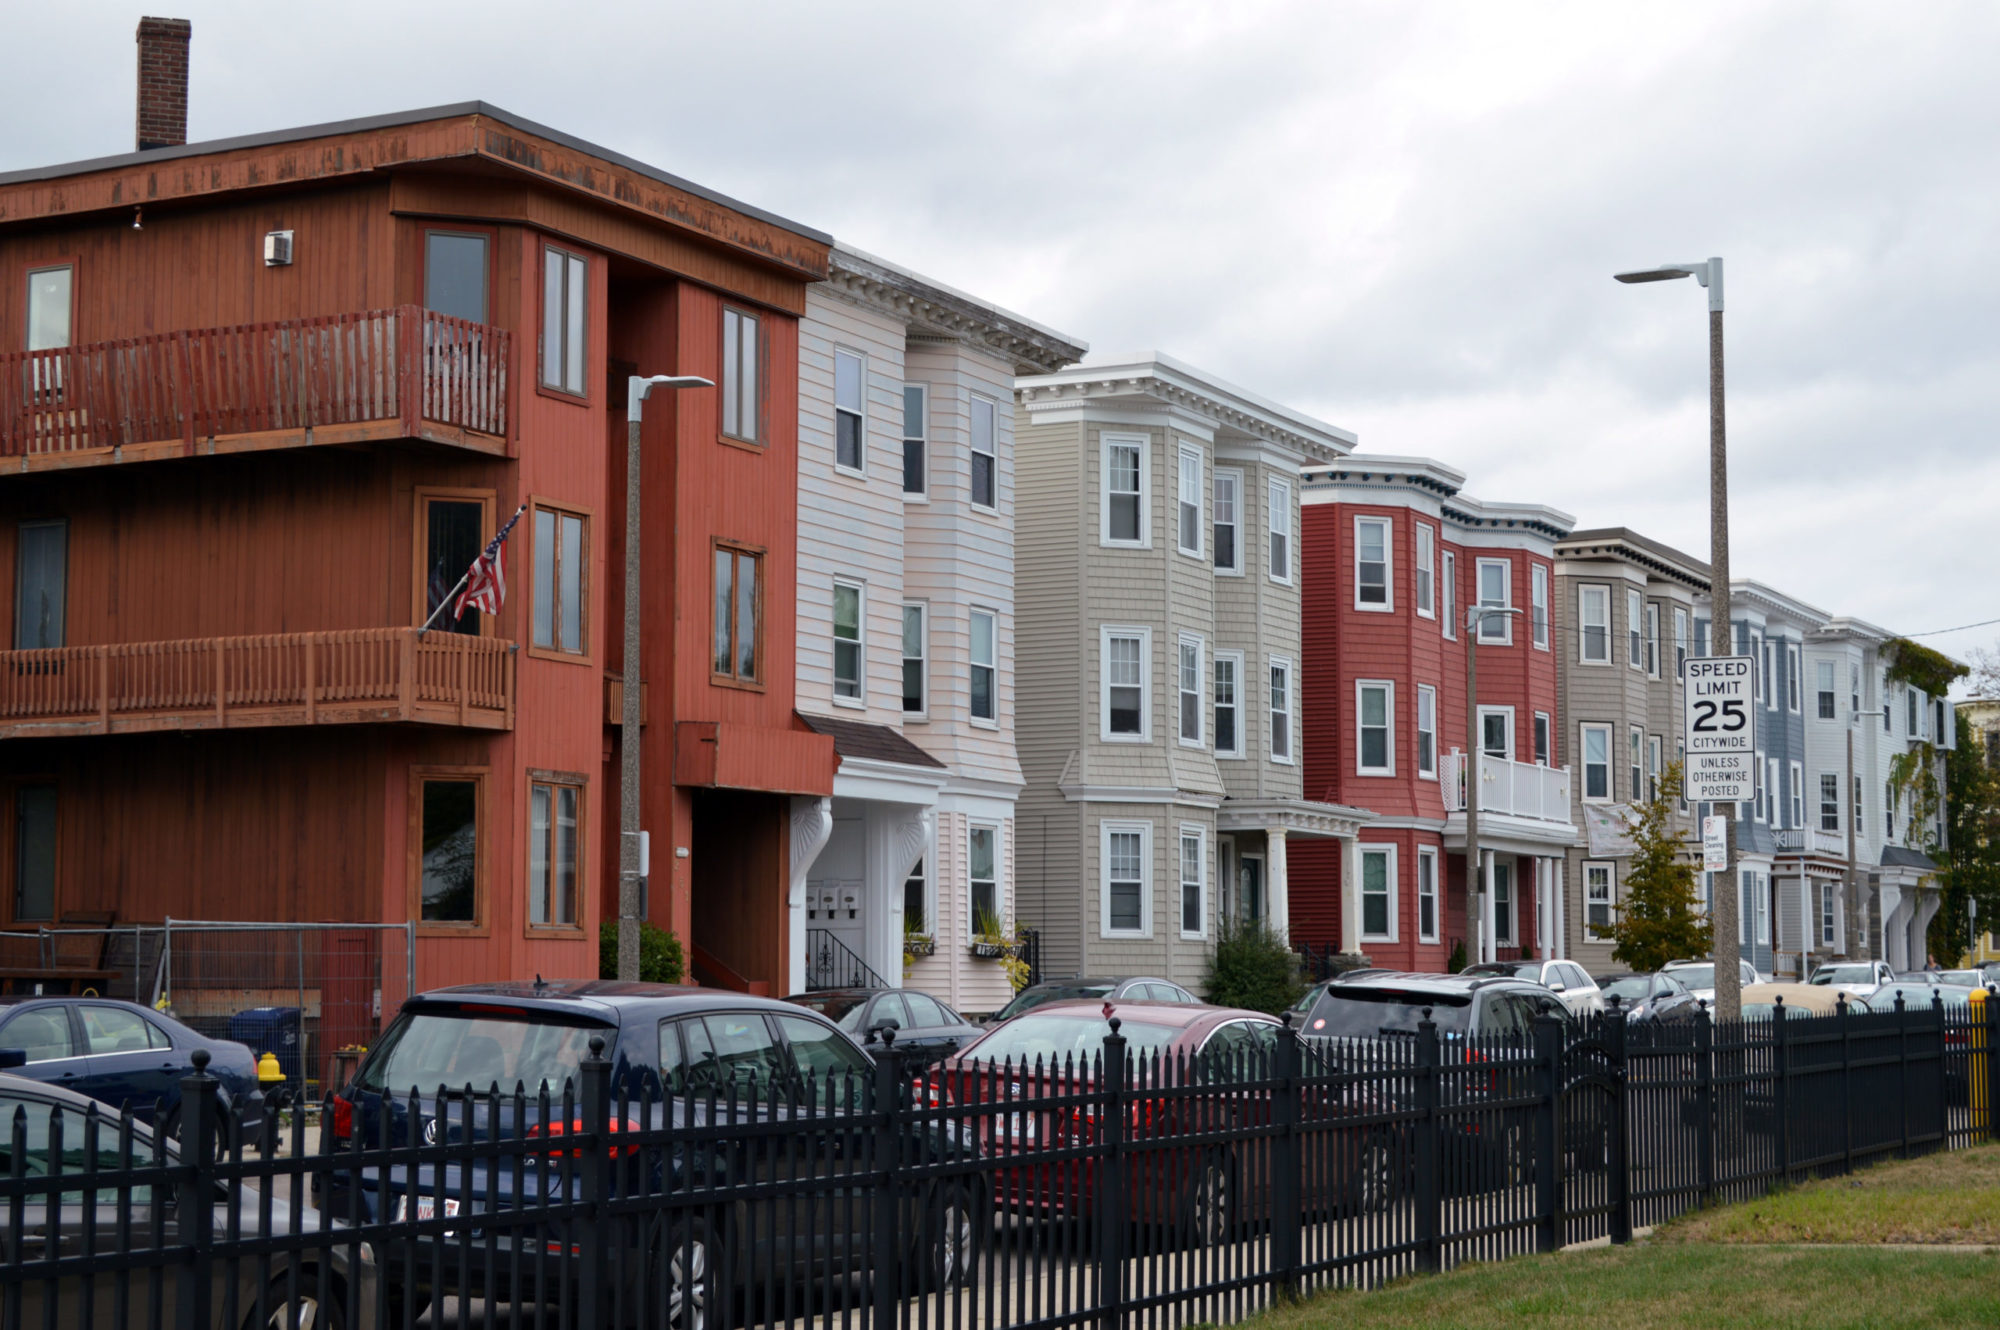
[0,1094,157,1204]
[777,1015,871,1089]
[963,1014,1181,1067]
[698,1014,791,1100]
[355,1009,605,1096]
[901,993,948,1027]
[81,1006,163,1055]
[0,1008,78,1063]
[869,994,914,1031]
[1169,985,1200,1004]
[658,1020,686,1094]
[1562,965,1590,990]
[1475,993,1528,1038]
[1308,989,1472,1038]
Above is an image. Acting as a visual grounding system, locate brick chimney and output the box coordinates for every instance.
[135,17,191,151]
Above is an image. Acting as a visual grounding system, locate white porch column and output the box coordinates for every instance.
[1535,858,1549,957]
[1266,828,1290,939]
[787,796,834,996]
[1480,850,1497,963]
[1552,859,1567,959]
[1338,836,1361,955]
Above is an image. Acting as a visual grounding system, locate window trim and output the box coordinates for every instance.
[410,765,489,937]
[969,394,1000,514]
[1099,433,1151,549]
[1584,861,1616,933]
[1177,633,1205,749]
[1674,606,1690,679]
[1415,523,1436,618]
[422,227,495,326]
[526,769,587,938]
[1267,478,1293,586]
[1416,845,1441,944]
[1817,659,1838,720]
[1649,735,1664,804]
[831,578,866,708]
[1762,638,1777,710]
[710,539,766,691]
[1213,650,1244,760]
[1356,678,1395,777]
[1645,602,1661,678]
[1176,443,1204,560]
[901,382,929,499]
[1819,771,1841,833]
[1100,625,1153,743]
[537,243,590,402]
[1476,558,1513,644]
[968,822,1002,940]
[1765,756,1780,827]
[1100,819,1154,939]
[3,779,60,927]
[1416,684,1438,780]
[1786,643,1802,713]
[25,262,76,354]
[1627,588,1644,671]
[1629,725,1644,804]
[526,497,593,664]
[1353,515,1391,611]
[1789,760,1805,830]
[1358,842,1398,943]
[720,306,763,447]
[412,488,496,636]
[969,606,999,728]
[1178,823,1207,940]
[1479,705,1515,761]
[1269,656,1295,765]
[1581,723,1613,803]
[1531,563,1550,650]
[1212,467,1243,576]
[901,602,928,719]
[1578,584,1611,664]
[1533,711,1552,767]
[832,346,868,478]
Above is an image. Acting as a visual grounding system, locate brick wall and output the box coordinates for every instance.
[136,17,191,150]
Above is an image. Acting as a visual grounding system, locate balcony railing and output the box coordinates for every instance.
[1775,827,1847,856]
[0,307,509,469]
[0,628,513,739]
[1442,750,1574,823]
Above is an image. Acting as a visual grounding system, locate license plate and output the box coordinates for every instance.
[398,1196,461,1224]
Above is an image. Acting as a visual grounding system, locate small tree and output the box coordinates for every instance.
[1204,918,1307,1015]
[1597,762,1712,972]
[598,920,686,984]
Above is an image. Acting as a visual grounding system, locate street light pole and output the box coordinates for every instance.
[1615,257,1740,1019]
[1465,605,1523,966]
[619,373,713,983]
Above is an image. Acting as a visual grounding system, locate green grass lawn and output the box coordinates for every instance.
[1656,1141,2000,1245]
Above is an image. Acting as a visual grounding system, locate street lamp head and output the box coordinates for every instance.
[1466,606,1525,632]
[1614,267,1695,284]
[1614,258,1723,312]
[628,373,715,419]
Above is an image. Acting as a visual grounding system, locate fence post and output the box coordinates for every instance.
[175,1049,219,1330]
[1415,1010,1441,1273]
[1694,1006,1714,1209]
[1270,1016,1303,1302]
[1934,992,1949,1151]
[1096,1019,1128,1330]
[871,1038,903,1330]
[1605,1003,1630,1244]
[1772,995,1791,1186]
[1896,991,1910,1159]
[1839,994,1854,1174]
[1987,988,2000,1144]
[1532,1014,1561,1253]
[576,1034,612,1330]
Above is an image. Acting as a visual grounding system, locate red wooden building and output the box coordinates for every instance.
[1290,457,1578,970]
[0,31,834,997]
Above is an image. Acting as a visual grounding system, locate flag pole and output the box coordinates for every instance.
[415,573,470,638]
[417,503,527,637]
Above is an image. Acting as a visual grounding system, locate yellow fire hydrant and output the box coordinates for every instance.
[258,1051,286,1088]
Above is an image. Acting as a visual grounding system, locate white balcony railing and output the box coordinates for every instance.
[1441,750,1574,824]
[1774,828,1847,856]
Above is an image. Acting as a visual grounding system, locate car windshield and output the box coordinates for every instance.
[1667,965,1714,991]
[961,1014,1180,1068]
[1599,976,1654,1002]
[356,1008,611,1096]
[1811,965,1877,986]
[789,994,871,1028]
[1938,970,1985,987]
[996,984,1115,1021]
[1464,963,1541,980]
[1305,989,1472,1038]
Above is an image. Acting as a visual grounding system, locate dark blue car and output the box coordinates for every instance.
[0,996,266,1144]
[321,980,982,1324]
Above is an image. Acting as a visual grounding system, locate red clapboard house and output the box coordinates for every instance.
[1290,457,1579,970]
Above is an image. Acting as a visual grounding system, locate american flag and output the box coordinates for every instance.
[453,504,527,621]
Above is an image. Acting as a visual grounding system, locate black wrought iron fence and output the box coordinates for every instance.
[0,991,1994,1330]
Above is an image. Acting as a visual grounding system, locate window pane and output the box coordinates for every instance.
[739,315,758,442]
[903,386,926,493]
[555,785,578,926]
[713,549,733,674]
[420,780,478,923]
[426,501,484,636]
[902,605,924,713]
[532,510,556,649]
[26,267,71,351]
[903,385,926,440]
[13,784,56,923]
[529,782,551,924]
[15,521,66,650]
[79,1005,153,1055]
[425,234,488,324]
[565,254,587,394]
[834,585,860,639]
[736,554,758,678]
[971,610,995,667]
[972,398,996,508]
[835,350,863,413]
[559,514,584,653]
[542,251,563,389]
[835,350,864,470]
[972,452,996,509]
[722,311,741,437]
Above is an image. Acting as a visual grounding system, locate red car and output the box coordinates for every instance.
[927,1001,1383,1242]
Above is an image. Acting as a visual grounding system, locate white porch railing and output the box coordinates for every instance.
[1442,749,1573,823]
[1774,827,1846,856]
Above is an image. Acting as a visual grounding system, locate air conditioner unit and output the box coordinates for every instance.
[264,230,294,266]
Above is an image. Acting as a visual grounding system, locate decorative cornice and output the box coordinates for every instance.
[826,245,1086,375]
[1554,528,1710,592]
[1215,798,1375,839]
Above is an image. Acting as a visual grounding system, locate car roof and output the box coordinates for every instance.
[1315,971,1533,995]
[1004,999,1265,1029]
[411,981,808,1022]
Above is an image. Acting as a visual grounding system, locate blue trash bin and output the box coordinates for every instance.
[227,1006,302,1084]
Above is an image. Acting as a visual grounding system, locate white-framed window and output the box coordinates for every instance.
[1629,726,1643,803]
[1820,881,1838,947]
[1753,871,1769,946]
[833,580,864,705]
[1214,652,1243,758]
[1101,626,1151,741]
[1786,643,1802,713]
[1269,657,1294,763]
[1101,820,1152,938]
[721,306,760,442]
[1177,444,1203,559]
[833,347,866,474]
[1416,524,1436,618]
[1480,706,1514,760]
[1268,478,1293,584]
[1579,585,1610,663]
[1441,550,1457,638]
[1581,724,1612,802]
[1213,469,1242,575]
[1354,516,1390,609]
[1881,670,1891,731]
[1853,774,1864,839]
[1820,772,1840,832]
[1101,434,1147,546]
[1534,712,1552,766]
[902,603,927,716]
[970,607,997,725]
[1585,862,1616,931]
[1627,589,1644,670]
[1860,664,1869,720]
[1531,563,1549,649]
[970,395,998,511]
[1416,847,1440,943]
[1178,634,1204,747]
[902,383,928,496]
[1789,761,1805,829]
[1356,680,1393,775]
[1477,559,1512,643]
[1765,757,1779,826]
[904,850,934,940]
[1886,780,1897,842]
[1359,843,1397,942]
[969,824,1000,934]
[1416,685,1438,778]
[1179,824,1206,939]
[1762,637,1776,710]
[1906,684,1919,736]
[1645,602,1661,678]
[1493,863,1515,946]
[1674,606,1690,678]
[1649,736,1664,804]
[1817,660,1837,719]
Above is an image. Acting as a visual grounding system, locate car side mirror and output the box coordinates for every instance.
[1548,982,1566,993]
[0,1049,24,1069]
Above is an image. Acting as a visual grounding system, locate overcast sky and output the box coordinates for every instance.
[6,2,1995,680]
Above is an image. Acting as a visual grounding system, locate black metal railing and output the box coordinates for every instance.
[0,991,1994,1329]
[805,927,891,990]
[1017,926,1043,988]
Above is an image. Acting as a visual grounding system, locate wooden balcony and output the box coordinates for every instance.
[0,629,513,739]
[0,307,509,474]
[1443,750,1575,824]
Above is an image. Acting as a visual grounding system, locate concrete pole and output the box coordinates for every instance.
[1466,611,1483,966]
[618,400,645,983]
[1845,722,1859,960]
[1706,271,1744,1023]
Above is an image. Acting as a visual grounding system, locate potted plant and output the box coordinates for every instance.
[970,907,1015,960]
[903,905,935,967]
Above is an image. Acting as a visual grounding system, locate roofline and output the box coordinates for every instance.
[1312,453,1468,494]
[829,243,1086,372]
[1555,527,1712,588]
[1716,579,1833,626]
[0,100,832,246]
[1018,352,1358,460]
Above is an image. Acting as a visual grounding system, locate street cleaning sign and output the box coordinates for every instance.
[1702,815,1729,871]
[1683,656,1756,804]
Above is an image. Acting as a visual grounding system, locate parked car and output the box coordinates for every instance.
[1932,969,1993,989]
[1460,959,1605,1018]
[1807,960,1896,997]
[323,980,980,1320]
[987,977,1199,1024]
[0,1070,374,1328]
[0,996,265,1145]
[1736,982,1842,1019]
[1660,958,1762,1006]
[1594,972,1702,1024]
[785,987,984,1064]
[1862,980,1979,1013]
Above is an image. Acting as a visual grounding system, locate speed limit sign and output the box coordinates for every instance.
[1683,657,1756,803]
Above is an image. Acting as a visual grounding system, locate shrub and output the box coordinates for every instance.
[1447,939,1467,974]
[598,920,686,984]
[1203,918,1306,1015]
